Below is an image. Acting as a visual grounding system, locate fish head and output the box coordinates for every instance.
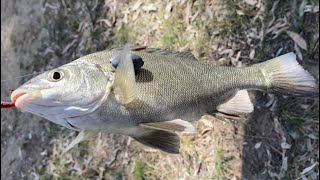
[11,60,113,126]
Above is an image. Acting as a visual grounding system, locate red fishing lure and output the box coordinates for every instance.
[1,101,15,108]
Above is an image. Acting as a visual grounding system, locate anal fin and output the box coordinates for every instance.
[131,128,180,154]
[217,90,254,115]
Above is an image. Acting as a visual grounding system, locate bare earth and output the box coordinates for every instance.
[1,0,319,180]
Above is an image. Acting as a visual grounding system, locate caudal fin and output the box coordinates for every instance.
[256,53,318,96]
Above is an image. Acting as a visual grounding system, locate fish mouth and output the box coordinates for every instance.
[11,89,42,108]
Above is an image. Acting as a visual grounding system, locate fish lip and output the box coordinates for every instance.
[11,89,42,108]
[11,91,26,102]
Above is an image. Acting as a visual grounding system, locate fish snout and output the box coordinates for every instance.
[11,89,42,108]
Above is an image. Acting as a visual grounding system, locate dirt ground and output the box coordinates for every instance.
[1,0,319,180]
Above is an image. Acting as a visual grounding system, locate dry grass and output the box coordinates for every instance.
[1,0,319,179]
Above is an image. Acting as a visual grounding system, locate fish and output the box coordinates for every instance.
[9,45,318,154]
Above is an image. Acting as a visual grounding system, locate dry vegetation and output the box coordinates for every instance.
[1,0,319,179]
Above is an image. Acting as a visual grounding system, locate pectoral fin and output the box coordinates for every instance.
[114,44,137,104]
[217,90,254,115]
[62,130,98,155]
[140,119,197,134]
[110,53,144,74]
[131,129,180,154]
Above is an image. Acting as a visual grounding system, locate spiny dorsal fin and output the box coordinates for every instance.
[131,129,180,154]
[141,48,198,61]
[140,119,197,134]
[217,90,254,115]
[113,44,137,104]
[62,130,98,155]
[108,46,197,61]
[107,45,147,51]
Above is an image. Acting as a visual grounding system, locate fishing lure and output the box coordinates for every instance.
[1,101,15,108]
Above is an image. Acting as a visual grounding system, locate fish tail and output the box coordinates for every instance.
[255,52,318,96]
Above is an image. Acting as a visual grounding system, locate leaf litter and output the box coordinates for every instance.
[1,0,318,179]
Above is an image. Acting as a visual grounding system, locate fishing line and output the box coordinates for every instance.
[1,72,44,109]
[1,71,44,83]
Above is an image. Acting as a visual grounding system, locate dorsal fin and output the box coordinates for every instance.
[108,46,198,61]
[141,48,198,61]
[107,45,147,51]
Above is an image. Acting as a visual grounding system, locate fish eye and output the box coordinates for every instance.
[49,70,64,82]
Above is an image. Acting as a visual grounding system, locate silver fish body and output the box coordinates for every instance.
[11,46,318,153]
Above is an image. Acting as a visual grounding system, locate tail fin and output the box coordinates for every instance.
[256,52,318,96]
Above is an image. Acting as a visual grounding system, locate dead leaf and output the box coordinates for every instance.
[254,142,262,149]
[275,47,283,56]
[267,17,288,34]
[281,142,291,149]
[164,1,173,20]
[132,12,140,22]
[236,10,245,16]
[286,30,307,50]
[300,163,318,175]
[244,0,257,6]
[219,49,234,57]
[198,118,213,128]
[142,4,157,12]
[272,26,289,39]
[97,19,112,27]
[294,42,303,60]
[191,10,200,22]
[185,1,192,24]
[231,51,242,67]
[281,156,288,171]
[249,49,255,59]
[301,175,308,180]
[308,134,317,140]
[268,0,281,26]
[299,0,307,18]
[217,57,229,66]
[62,39,78,54]
[131,1,143,11]
[304,5,319,13]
